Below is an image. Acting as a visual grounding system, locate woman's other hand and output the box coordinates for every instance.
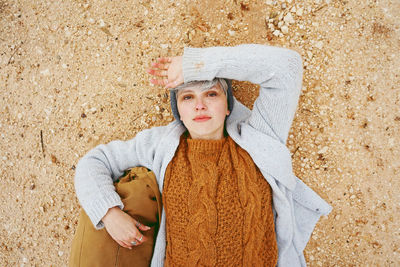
[102,206,150,249]
[147,56,183,89]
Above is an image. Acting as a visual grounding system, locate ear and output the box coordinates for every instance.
[226,110,230,115]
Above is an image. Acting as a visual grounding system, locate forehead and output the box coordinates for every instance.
[176,83,222,96]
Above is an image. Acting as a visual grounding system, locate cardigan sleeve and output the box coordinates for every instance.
[182,44,303,144]
[74,125,166,229]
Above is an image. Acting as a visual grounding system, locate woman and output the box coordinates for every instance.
[74,44,332,266]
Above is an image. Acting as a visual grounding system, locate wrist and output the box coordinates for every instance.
[102,206,121,224]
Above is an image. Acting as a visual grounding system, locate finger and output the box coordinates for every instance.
[135,234,147,244]
[150,62,169,70]
[138,224,151,231]
[156,57,172,64]
[165,79,180,89]
[147,68,158,76]
[135,220,151,231]
[119,240,133,249]
[150,78,168,86]
[147,69,167,77]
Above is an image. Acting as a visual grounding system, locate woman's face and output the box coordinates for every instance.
[177,84,230,140]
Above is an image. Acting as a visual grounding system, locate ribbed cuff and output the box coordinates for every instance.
[86,192,124,229]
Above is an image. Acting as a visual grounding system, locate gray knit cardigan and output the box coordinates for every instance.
[74,44,332,266]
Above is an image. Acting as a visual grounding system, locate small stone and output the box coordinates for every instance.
[40,69,50,76]
[318,146,328,154]
[160,43,168,49]
[296,8,303,16]
[29,183,35,190]
[62,63,67,69]
[17,113,22,119]
[228,30,236,36]
[284,12,295,24]
[273,30,281,37]
[88,18,95,24]
[98,19,106,28]
[58,251,64,256]
[216,24,222,30]
[281,25,289,34]
[315,41,324,49]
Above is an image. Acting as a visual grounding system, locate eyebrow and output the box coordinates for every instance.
[177,86,221,96]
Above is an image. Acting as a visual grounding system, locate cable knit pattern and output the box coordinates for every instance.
[163,135,278,266]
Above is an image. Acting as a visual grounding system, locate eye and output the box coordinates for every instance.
[207,91,218,97]
[182,95,192,100]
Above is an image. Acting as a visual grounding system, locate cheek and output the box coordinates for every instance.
[177,103,190,120]
[213,100,229,119]
[218,99,229,114]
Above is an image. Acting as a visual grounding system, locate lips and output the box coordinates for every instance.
[193,115,211,122]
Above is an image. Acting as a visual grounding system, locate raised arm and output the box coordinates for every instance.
[148,44,303,144]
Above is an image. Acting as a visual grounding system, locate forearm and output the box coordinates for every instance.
[74,139,142,228]
[182,44,302,89]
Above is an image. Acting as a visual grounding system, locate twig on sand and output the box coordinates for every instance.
[40,130,45,157]
[291,146,299,159]
[7,40,25,65]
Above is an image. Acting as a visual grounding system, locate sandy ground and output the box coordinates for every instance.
[0,0,399,266]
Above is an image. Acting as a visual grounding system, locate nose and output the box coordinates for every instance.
[195,98,206,111]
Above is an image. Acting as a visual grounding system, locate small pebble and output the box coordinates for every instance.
[318,146,328,154]
[281,25,289,34]
[296,8,304,16]
[315,41,324,49]
[40,69,50,76]
[284,12,295,24]
[273,30,282,37]
[98,19,106,27]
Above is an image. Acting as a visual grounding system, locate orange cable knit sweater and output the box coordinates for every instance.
[163,135,278,267]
